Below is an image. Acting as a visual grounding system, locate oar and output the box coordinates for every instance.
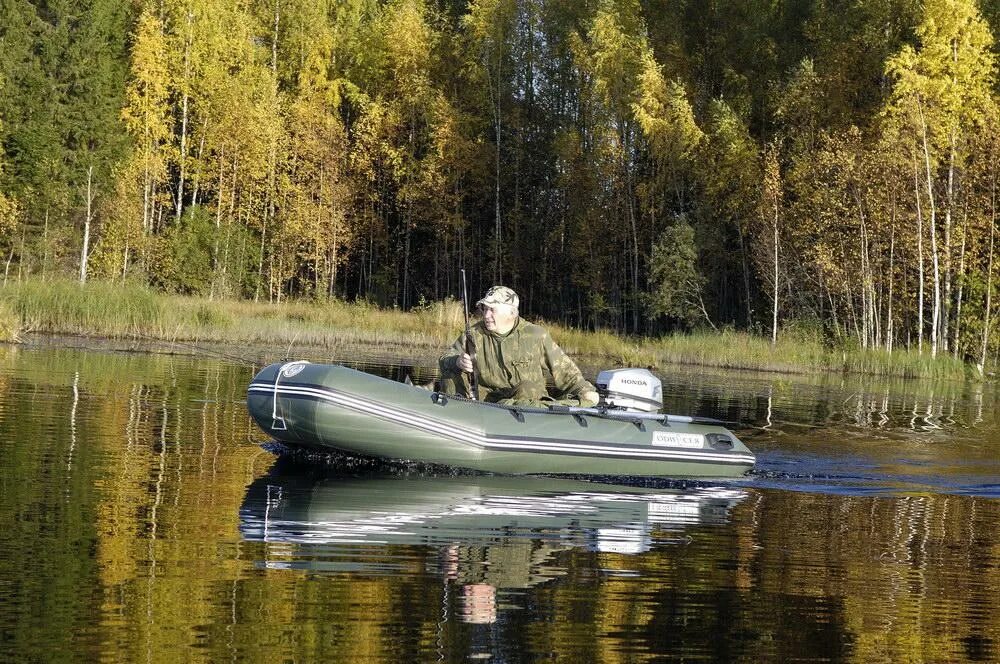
[549,404,737,426]
[426,389,742,427]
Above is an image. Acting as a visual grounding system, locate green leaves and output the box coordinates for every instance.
[647,221,707,327]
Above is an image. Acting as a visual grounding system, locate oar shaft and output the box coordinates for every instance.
[560,406,732,426]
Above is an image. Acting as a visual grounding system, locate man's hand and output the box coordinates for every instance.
[579,390,599,407]
[457,353,474,374]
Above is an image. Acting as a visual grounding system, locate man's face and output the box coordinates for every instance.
[480,303,518,333]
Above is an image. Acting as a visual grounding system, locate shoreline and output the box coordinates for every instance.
[0,278,977,381]
[11,332,447,370]
[8,330,976,389]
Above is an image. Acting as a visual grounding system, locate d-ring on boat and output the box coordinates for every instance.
[246,362,755,478]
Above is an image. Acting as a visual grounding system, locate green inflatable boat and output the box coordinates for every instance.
[246,362,756,478]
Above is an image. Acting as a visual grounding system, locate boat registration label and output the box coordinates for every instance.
[651,432,704,448]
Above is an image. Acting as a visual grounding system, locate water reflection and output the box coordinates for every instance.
[653,367,1000,437]
[239,455,747,623]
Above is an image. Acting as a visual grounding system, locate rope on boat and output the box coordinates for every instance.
[271,360,310,430]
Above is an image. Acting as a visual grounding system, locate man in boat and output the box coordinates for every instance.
[439,285,600,406]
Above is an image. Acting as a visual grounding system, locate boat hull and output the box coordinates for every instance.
[246,362,755,478]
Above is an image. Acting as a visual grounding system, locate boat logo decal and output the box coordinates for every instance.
[651,431,704,448]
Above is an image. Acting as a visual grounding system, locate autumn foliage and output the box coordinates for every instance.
[2,0,1000,366]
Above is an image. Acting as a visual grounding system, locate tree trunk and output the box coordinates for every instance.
[739,226,752,327]
[142,151,151,234]
[190,127,207,212]
[918,101,941,357]
[952,207,967,358]
[175,9,193,225]
[886,222,895,353]
[980,177,996,374]
[624,126,639,334]
[484,22,503,284]
[3,234,15,286]
[855,188,872,348]
[41,210,49,281]
[942,132,956,353]
[494,96,502,283]
[913,155,925,353]
[80,166,93,284]
[210,150,225,301]
[771,195,779,346]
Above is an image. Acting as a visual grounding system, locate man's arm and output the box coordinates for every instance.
[540,330,598,404]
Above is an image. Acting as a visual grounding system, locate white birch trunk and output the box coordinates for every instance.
[980,179,996,374]
[942,134,955,353]
[175,10,193,224]
[918,102,940,357]
[80,166,93,284]
[914,155,925,354]
[771,196,779,347]
[886,222,895,353]
[952,209,967,358]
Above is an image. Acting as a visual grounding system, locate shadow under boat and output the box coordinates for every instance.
[239,454,749,558]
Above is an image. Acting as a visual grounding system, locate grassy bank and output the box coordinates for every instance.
[0,278,973,380]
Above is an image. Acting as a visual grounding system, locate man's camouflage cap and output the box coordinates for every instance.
[477,286,519,310]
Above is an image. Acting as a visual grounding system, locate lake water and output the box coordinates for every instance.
[1,340,999,662]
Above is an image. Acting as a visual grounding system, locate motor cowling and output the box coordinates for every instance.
[595,368,663,413]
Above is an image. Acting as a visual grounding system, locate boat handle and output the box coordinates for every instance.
[271,360,309,430]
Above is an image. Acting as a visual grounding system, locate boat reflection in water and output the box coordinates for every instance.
[240,454,747,625]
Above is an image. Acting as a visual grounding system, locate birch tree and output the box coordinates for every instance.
[758,144,783,346]
[884,0,996,356]
[116,8,171,243]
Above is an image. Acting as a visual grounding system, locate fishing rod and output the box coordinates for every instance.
[460,269,480,401]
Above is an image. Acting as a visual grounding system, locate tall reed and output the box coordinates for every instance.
[6,278,162,338]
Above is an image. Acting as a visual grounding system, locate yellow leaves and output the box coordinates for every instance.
[589,9,639,106]
[0,165,19,238]
[275,78,353,291]
[632,52,703,164]
[758,143,782,223]
[381,0,436,104]
[885,0,997,146]
[121,10,171,152]
[463,0,516,40]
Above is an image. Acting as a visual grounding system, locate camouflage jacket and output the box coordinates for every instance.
[439,317,594,400]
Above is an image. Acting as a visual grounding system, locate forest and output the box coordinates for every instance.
[2,0,1000,365]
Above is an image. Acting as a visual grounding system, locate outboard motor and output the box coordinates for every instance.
[595,368,663,413]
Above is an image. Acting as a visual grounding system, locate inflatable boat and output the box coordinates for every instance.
[246,362,756,478]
